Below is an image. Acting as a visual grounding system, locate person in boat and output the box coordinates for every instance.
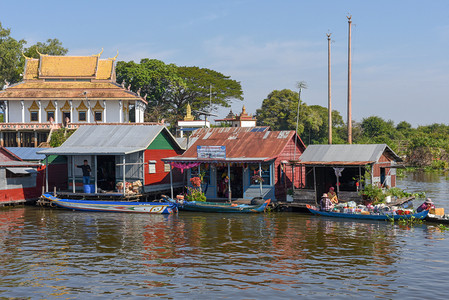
[328,187,338,204]
[320,193,334,212]
[417,198,435,213]
[77,160,92,185]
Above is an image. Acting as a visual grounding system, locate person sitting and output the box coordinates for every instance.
[328,187,338,204]
[417,198,435,212]
[320,193,334,212]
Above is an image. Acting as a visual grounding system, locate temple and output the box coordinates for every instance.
[0,50,147,147]
[215,106,257,128]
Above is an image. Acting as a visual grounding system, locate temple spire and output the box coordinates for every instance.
[184,103,194,121]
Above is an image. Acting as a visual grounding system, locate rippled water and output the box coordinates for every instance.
[1,172,449,299]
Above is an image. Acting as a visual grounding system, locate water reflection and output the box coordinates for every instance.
[1,172,449,299]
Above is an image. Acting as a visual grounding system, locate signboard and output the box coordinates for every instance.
[197,146,226,159]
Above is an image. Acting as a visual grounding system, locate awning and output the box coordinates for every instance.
[6,167,38,174]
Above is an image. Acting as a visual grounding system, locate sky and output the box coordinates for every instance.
[1,0,449,127]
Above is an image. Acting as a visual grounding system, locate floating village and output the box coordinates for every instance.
[0,49,445,224]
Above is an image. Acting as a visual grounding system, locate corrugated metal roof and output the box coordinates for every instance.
[6,147,46,161]
[299,144,402,164]
[38,125,181,155]
[163,127,306,162]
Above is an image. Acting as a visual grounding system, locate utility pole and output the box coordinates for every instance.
[347,15,352,144]
[327,32,332,144]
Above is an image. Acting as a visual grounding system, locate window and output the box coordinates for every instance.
[164,163,171,172]
[249,164,271,186]
[30,111,38,122]
[79,111,86,121]
[47,111,54,121]
[148,160,156,174]
[95,111,102,121]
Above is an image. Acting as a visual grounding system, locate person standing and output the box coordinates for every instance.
[77,160,91,185]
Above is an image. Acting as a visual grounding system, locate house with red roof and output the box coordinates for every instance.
[163,127,306,201]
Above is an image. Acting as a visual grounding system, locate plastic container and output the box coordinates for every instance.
[83,184,91,193]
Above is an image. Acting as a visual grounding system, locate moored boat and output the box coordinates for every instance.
[42,193,177,214]
[164,196,270,213]
[306,204,429,221]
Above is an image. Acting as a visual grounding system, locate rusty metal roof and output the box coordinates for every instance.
[299,144,402,165]
[163,127,306,163]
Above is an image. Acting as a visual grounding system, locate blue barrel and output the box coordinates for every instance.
[89,184,96,193]
[83,184,91,193]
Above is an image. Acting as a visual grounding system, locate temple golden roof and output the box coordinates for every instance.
[39,55,99,78]
[0,50,144,102]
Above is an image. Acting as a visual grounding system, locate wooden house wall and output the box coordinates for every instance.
[373,152,397,187]
[144,149,183,185]
[274,136,305,200]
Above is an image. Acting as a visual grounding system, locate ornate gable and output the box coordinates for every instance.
[60,101,71,112]
[44,101,55,112]
[28,100,39,111]
[92,101,104,111]
[76,101,88,111]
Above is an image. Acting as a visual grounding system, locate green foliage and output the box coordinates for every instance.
[116,59,243,126]
[49,129,75,147]
[23,38,68,58]
[0,22,26,88]
[360,184,385,204]
[185,186,206,202]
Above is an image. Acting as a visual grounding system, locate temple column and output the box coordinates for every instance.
[87,100,91,123]
[21,100,25,123]
[0,132,3,147]
[4,100,9,123]
[70,100,73,123]
[34,131,38,147]
[103,100,107,123]
[16,131,21,147]
[38,100,42,123]
[119,100,123,123]
[54,100,58,124]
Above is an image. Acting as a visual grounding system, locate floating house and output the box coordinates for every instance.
[0,50,147,147]
[38,124,184,197]
[292,144,402,205]
[0,147,42,204]
[163,127,306,201]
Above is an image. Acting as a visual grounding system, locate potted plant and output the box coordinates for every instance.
[286,188,294,202]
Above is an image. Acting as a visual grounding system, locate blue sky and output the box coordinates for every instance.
[2,0,449,126]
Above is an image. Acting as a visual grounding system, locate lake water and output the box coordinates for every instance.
[1,172,449,299]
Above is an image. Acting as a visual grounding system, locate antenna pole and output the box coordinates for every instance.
[347,15,352,144]
[327,33,332,144]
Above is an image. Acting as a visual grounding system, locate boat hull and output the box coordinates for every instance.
[42,194,177,214]
[306,205,429,220]
[179,199,270,213]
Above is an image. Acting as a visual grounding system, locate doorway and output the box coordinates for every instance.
[97,156,116,191]
[216,166,243,198]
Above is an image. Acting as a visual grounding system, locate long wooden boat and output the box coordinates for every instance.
[165,196,270,213]
[426,214,449,224]
[306,204,429,221]
[42,193,177,214]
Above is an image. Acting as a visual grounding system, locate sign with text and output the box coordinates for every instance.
[197,146,226,159]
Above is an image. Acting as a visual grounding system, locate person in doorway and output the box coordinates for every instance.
[77,160,91,185]
[417,198,435,213]
[328,186,338,204]
[320,193,334,212]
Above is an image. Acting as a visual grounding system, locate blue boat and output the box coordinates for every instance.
[163,195,270,213]
[306,204,429,221]
[42,193,177,214]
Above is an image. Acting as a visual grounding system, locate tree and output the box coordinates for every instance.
[116,59,182,123]
[116,60,244,125]
[172,66,243,122]
[23,38,68,58]
[255,89,323,143]
[0,22,26,88]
